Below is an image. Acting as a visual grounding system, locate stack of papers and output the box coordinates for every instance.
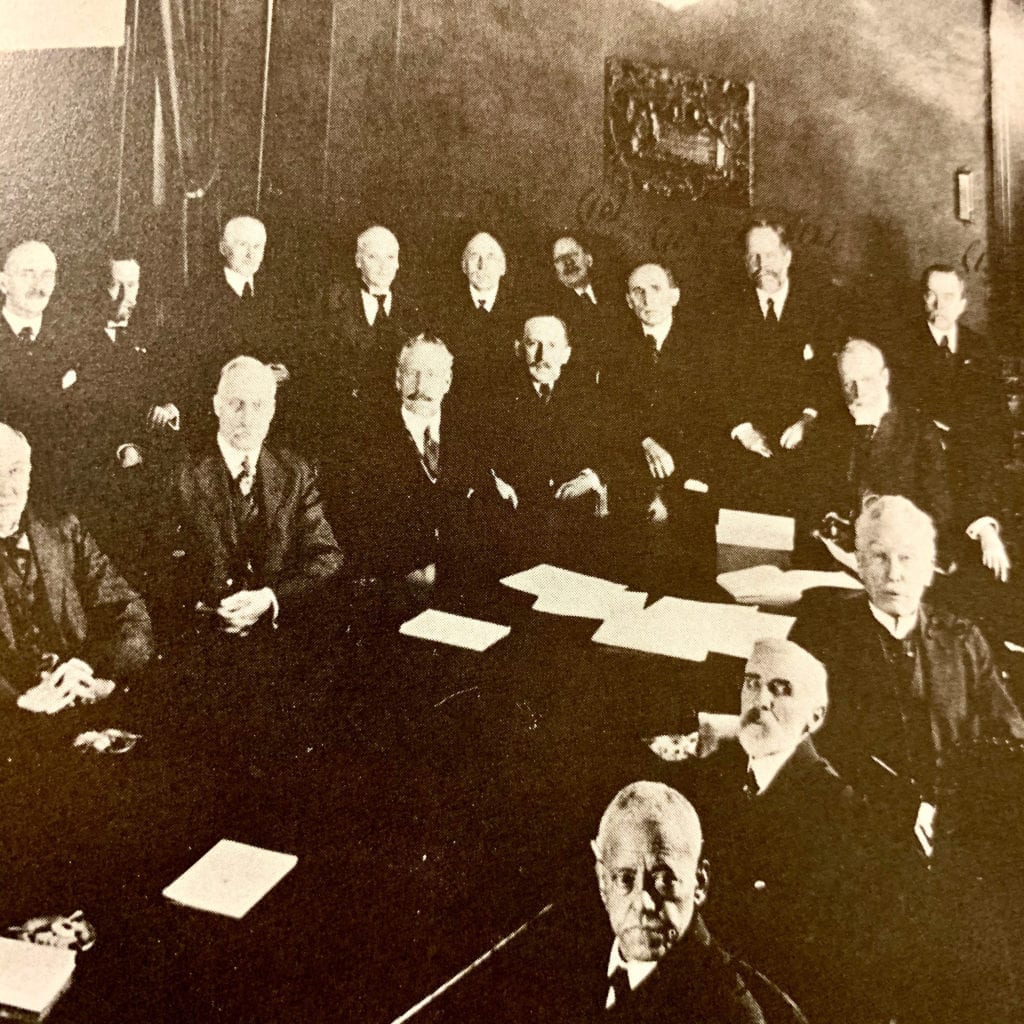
[592,597,796,662]
[716,509,795,551]
[0,937,76,1022]
[501,564,647,620]
[163,839,298,919]
[399,609,511,651]
[717,565,863,605]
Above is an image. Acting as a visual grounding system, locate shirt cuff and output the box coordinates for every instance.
[730,422,754,442]
[966,517,1000,540]
[801,408,818,420]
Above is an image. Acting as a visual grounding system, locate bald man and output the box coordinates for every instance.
[0,239,88,502]
[159,356,342,639]
[439,231,523,402]
[0,422,152,711]
[589,780,805,1023]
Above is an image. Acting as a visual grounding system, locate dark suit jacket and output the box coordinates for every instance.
[600,315,713,503]
[709,275,846,445]
[344,400,494,582]
[791,593,1024,805]
[548,279,631,386]
[805,401,953,546]
[0,505,153,703]
[891,321,1011,528]
[162,443,343,623]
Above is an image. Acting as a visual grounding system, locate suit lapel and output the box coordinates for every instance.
[25,511,66,640]
[257,447,286,537]
[198,449,239,552]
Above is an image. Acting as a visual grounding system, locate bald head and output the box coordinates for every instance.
[0,422,31,537]
[1,240,57,319]
[462,232,506,292]
[739,638,829,760]
[356,226,400,293]
[220,216,266,278]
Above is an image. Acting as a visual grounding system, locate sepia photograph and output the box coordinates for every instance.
[1,0,1023,1021]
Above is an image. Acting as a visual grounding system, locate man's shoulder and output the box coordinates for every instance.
[919,601,982,643]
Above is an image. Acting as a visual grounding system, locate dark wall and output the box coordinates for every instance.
[287,0,992,331]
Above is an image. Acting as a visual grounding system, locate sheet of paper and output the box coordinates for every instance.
[532,588,647,620]
[717,565,862,605]
[644,598,795,660]
[592,602,709,662]
[163,839,298,920]
[784,569,863,592]
[716,509,795,551]
[716,564,786,600]
[399,609,511,651]
[0,936,76,1017]
[500,564,627,597]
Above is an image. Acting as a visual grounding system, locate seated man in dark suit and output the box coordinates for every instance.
[664,640,893,1024]
[487,314,610,570]
[590,780,806,1023]
[805,338,952,557]
[792,495,1024,855]
[710,221,845,513]
[159,356,343,640]
[890,264,1012,588]
[0,239,87,504]
[0,423,153,715]
[344,333,497,597]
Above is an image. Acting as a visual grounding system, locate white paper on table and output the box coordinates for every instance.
[716,564,791,602]
[717,565,862,604]
[592,605,709,663]
[716,509,796,551]
[399,609,511,652]
[643,598,795,660]
[500,563,627,598]
[784,569,863,592]
[0,937,75,1018]
[532,588,647,620]
[162,839,298,920]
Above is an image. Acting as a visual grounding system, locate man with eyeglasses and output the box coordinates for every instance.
[589,780,806,1023]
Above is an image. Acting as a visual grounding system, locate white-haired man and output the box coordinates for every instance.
[0,422,152,713]
[589,780,805,1023]
[162,356,342,638]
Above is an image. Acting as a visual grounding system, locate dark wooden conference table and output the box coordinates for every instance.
[2,546,1022,1023]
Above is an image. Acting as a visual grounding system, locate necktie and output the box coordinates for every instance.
[743,767,759,799]
[236,456,257,525]
[0,534,29,582]
[765,298,778,325]
[608,966,631,1008]
[477,298,488,312]
[241,281,253,300]
[644,332,659,363]
[370,293,388,324]
[18,326,34,345]
[938,335,954,362]
[423,424,440,479]
[538,382,552,404]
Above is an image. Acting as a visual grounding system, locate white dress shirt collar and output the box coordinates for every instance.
[361,288,392,325]
[926,320,959,354]
[606,939,658,1007]
[3,307,43,339]
[401,406,441,457]
[217,433,262,480]
[869,601,919,640]
[223,266,254,299]
[756,277,790,319]
[469,284,499,312]
[643,316,673,351]
[748,748,794,794]
[575,283,598,305]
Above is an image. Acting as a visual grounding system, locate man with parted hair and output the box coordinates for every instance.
[0,422,152,713]
[160,355,342,638]
[343,333,496,590]
[792,495,1024,852]
[888,263,1013,584]
[590,780,806,1023]
[708,219,846,513]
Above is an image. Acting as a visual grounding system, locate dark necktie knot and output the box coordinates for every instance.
[477,298,489,312]
[538,382,552,403]
[241,281,253,300]
[765,297,778,324]
[423,425,440,479]
[0,533,29,581]
[18,326,35,344]
[237,456,255,495]
[857,423,876,442]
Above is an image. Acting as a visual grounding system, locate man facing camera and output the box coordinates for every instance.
[159,356,343,639]
[0,423,153,714]
[792,495,1024,850]
[591,781,806,1023]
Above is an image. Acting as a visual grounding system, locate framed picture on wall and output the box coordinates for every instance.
[605,57,754,206]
